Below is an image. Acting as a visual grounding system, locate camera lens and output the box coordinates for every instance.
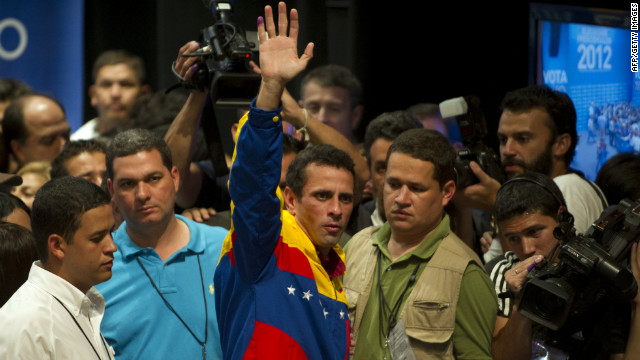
[532,283,569,320]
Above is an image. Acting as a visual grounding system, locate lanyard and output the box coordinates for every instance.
[376,250,423,343]
[52,295,111,360]
[136,255,208,360]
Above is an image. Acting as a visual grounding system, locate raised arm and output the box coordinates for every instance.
[254,2,313,111]
[228,2,314,281]
[164,41,208,208]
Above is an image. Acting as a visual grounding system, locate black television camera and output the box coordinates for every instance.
[170,0,262,177]
[518,198,640,331]
[174,0,261,106]
[438,95,505,188]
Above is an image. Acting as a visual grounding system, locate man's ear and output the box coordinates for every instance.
[10,139,25,165]
[171,166,180,192]
[351,104,364,130]
[230,123,239,144]
[89,85,97,107]
[283,187,297,215]
[48,234,66,261]
[552,133,571,157]
[107,178,115,196]
[441,179,456,207]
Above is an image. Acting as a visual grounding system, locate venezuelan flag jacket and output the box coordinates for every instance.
[214,101,350,360]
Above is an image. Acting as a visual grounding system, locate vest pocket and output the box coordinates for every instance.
[403,300,454,341]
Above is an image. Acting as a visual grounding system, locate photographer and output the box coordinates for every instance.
[486,171,629,359]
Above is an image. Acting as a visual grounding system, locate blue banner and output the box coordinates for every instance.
[0,0,84,132]
[539,20,636,180]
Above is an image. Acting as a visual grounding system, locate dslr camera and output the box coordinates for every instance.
[439,95,505,187]
[518,198,640,331]
[175,0,261,106]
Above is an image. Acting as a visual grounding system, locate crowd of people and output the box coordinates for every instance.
[1,2,640,359]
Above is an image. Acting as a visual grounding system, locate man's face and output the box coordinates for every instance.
[11,172,48,210]
[90,64,145,123]
[61,204,116,293]
[301,82,361,141]
[384,152,455,239]
[368,138,392,212]
[284,163,354,253]
[13,96,70,165]
[66,151,107,187]
[497,108,555,179]
[498,210,559,261]
[109,149,179,231]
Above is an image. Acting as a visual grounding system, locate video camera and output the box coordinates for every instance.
[170,0,263,177]
[439,95,505,187]
[175,0,261,107]
[518,198,640,331]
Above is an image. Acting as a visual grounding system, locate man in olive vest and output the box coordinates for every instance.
[343,128,497,359]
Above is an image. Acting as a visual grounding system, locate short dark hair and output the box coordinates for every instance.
[0,222,38,307]
[50,140,107,179]
[387,129,456,188]
[0,192,30,219]
[106,128,173,180]
[92,50,146,84]
[595,152,640,206]
[283,133,304,155]
[285,144,355,197]
[31,176,110,263]
[0,79,32,102]
[3,94,66,152]
[300,65,362,108]
[500,85,578,165]
[364,111,421,164]
[494,171,567,225]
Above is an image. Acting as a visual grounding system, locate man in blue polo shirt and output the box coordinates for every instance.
[95,128,227,359]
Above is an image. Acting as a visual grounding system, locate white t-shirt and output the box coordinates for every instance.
[70,118,100,141]
[553,173,607,234]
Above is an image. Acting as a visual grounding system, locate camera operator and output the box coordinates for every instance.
[460,85,607,262]
[486,171,629,359]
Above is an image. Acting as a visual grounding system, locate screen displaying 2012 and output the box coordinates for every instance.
[538,20,639,181]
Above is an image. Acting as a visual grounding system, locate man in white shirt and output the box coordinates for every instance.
[72,50,150,141]
[0,176,117,360]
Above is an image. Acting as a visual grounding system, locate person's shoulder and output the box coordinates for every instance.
[346,225,380,250]
[0,284,52,330]
[70,118,98,140]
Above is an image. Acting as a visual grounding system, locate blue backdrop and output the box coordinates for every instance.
[0,0,84,132]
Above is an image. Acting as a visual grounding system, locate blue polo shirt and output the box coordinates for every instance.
[96,215,227,360]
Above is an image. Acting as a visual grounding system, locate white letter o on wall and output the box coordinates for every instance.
[0,18,28,61]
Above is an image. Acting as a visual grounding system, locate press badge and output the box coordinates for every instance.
[388,320,416,360]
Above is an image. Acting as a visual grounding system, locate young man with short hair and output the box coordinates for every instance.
[73,50,150,141]
[50,139,107,186]
[344,128,497,359]
[0,176,116,359]
[487,171,628,359]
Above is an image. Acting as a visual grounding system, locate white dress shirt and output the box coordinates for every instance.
[0,261,115,360]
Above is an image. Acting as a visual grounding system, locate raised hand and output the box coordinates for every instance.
[255,2,313,110]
